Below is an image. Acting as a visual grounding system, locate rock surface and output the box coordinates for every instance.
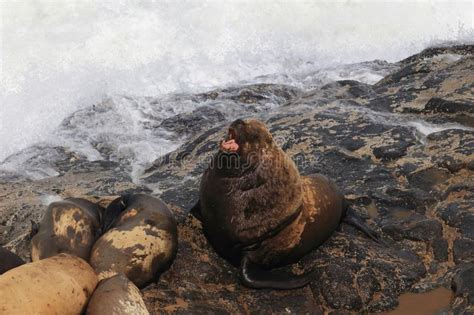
[0,45,473,314]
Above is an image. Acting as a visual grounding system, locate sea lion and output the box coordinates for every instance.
[0,246,25,274]
[90,194,178,288]
[192,119,382,289]
[86,274,150,315]
[0,254,98,314]
[31,198,103,261]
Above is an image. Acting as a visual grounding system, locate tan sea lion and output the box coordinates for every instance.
[86,274,149,315]
[90,194,178,288]
[31,198,103,261]
[192,119,382,289]
[0,246,25,274]
[0,254,98,314]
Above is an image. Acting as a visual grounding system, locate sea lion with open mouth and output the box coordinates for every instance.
[192,118,383,290]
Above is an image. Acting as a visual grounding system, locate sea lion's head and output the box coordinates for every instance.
[220,119,274,164]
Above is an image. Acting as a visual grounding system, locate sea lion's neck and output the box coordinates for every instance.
[212,150,261,177]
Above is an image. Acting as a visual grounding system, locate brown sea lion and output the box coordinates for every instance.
[86,274,149,315]
[0,254,98,314]
[0,246,25,274]
[89,194,178,288]
[31,198,103,261]
[192,119,382,289]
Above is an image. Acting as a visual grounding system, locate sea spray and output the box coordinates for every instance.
[1,0,473,174]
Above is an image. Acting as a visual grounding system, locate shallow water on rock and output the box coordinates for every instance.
[384,287,453,315]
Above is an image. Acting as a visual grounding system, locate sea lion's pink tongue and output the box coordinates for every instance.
[221,139,239,152]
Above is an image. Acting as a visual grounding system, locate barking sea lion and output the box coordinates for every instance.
[192,119,382,289]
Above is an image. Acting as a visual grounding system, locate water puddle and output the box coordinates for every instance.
[391,209,413,220]
[383,287,453,315]
[366,200,379,219]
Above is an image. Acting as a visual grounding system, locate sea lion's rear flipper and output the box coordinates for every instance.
[239,255,313,290]
[189,200,202,222]
[343,207,387,246]
[29,220,39,239]
[101,195,129,233]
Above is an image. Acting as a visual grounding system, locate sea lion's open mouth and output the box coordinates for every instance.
[221,128,239,152]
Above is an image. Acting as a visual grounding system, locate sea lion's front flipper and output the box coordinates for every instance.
[101,195,129,234]
[189,200,203,221]
[239,255,313,290]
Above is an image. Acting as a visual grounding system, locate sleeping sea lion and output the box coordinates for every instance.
[192,119,382,289]
[89,194,178,288]
[0,254,98,314]
[31,198,103,261]
[86,274,149,315]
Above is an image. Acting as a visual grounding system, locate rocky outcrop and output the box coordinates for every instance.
[1,45,473,314]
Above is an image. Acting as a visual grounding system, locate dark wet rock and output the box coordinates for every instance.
[159,181,200,211]
[424,97,474,115]
[360,47,474,130]
[436,202,474,239]
[437,156,466,173]
[373,140,413,161]
[223,83,300,105]
[372,127,416,162]
[432,238,449,262]
[453,238,474,264]
[425,129,474,173]
[443,182,474,200]
[0,145,89,181]
[377,45,474,86]
[382,213,443,242]
[397,162,419,176]
[339,137,366,151]
[318,263,363,310]
[452,263,474,304]
[378,187,435,213]
[406,167,451,192]
[303,80,378,103]
[397,45,474,65]
[159,106,226,136]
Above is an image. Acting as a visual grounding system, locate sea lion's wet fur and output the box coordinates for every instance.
[90,194,178,288]
[247,174,344,267]
[200,120,305,265]
[198,119,347,288]
[31,198,103,261]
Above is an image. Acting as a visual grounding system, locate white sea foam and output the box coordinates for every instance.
[40,194,63,206]
[0,0,473,168]
[430,53,465,63]
[407,120,474,138]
